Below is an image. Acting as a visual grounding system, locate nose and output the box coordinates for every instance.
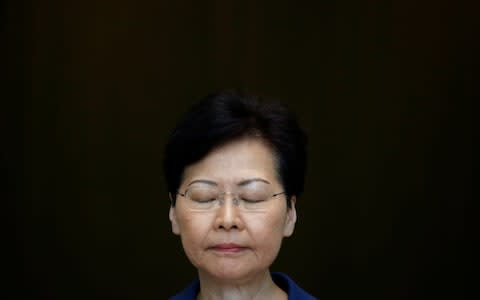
[214,195,245,231]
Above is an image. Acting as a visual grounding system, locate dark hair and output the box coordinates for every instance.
[163,90,307,207]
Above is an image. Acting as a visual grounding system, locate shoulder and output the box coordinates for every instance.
[272,272,318,300]
[168,279,200,300]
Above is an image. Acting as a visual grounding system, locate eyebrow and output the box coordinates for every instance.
[238,178,271,186]
[187,179,218,187]
[186,178,271,187]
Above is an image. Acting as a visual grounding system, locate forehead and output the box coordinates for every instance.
[182,137,278,184]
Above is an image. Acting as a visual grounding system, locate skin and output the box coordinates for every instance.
[169,137,297,300]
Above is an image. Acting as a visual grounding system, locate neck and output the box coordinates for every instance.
[196,270,286,300]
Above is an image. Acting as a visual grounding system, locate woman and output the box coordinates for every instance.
[164,91,316,299]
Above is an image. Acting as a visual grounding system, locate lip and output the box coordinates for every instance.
[210,243,248,253]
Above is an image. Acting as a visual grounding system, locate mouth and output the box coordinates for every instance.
[210,243,248,253]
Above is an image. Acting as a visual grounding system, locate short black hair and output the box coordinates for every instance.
[163,90,307,207]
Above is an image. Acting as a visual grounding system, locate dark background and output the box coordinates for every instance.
[5,0,474,299]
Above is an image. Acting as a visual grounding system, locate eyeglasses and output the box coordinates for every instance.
[176,184,286,211]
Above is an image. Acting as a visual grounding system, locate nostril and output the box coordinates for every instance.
[218,224,238,230]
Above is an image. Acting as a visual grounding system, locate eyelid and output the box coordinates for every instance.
[240,197,265,203]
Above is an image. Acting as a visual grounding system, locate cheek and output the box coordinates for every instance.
[247,211,287,253]
[176,204,211,236]
[177,212,212,259]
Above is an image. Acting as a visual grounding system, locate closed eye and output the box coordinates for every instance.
[193,198,217,203]
[241,198,265,203]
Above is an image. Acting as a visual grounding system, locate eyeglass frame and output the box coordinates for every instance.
[175,186,286,209]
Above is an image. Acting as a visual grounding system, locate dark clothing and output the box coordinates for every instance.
[169,272,317,300]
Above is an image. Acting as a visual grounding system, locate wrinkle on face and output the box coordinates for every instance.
[169,137,296,283]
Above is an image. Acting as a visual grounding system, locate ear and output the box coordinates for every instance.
[283,196,297,237]
[169,193,180,235]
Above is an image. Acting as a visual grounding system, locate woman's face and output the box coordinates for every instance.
[169,137,297,282]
